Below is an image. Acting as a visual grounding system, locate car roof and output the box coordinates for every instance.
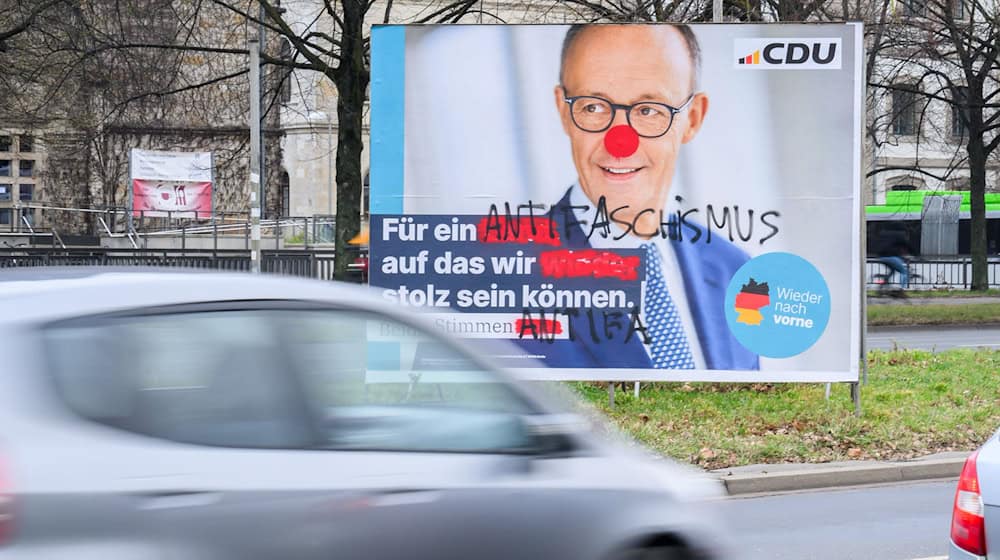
[0,267,388,324]
[0,266,206,282]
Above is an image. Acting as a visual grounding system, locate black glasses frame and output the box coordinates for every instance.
[563,94,695,138]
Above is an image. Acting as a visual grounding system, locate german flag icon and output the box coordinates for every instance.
[738,50,761,65]
[734,278,770,325]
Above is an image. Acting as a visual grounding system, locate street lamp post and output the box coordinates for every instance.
[327,118,333,217]
[249,38,262,273]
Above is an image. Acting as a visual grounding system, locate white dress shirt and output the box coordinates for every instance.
[567,184,706,369]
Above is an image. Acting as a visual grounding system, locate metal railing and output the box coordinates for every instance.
[866,257,1000,289]
[2,249,994,289]
[1,204,337,250]
[0,247,342,282]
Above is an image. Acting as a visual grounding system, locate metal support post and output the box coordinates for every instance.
[608,383,615,409]
[850,382,862,417]
[249,38,262,274]
[258,3,267,222]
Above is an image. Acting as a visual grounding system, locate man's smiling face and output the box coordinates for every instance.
[556,25,707,236]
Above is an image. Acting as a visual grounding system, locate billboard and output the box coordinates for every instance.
[130,149,213,218]
[369,23,864,382]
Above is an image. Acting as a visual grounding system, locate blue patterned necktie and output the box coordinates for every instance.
[642,243,695,369]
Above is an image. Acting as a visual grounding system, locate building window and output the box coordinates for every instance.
[901,0,927,17]
[279,172,290,217]
[19,135,33,153]
[0,136,10,152]
[19,160,33,177]
[891,85,918,136]
[0,209,10,225]
[945,177,969,190]
[279,75,292,104]
[891,184,919,191]
[0,184,10,201]
[952,86,969,138]
[19,184,33,201]
[0,160,9,176]
[279,39,292,104]
[952,0,965,19]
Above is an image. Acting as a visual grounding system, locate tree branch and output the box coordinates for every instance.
[0,0,64,46]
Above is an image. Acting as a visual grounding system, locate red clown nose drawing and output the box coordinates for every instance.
[603,124,640,158]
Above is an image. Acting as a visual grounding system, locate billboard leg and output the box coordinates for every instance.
[824,382,831,400]
[850,382,862,418]
[633,382,640,399]
[608,383,615,409]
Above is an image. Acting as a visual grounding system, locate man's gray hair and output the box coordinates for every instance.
[559,23,702,92]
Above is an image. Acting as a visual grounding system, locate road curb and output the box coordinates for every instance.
[712,455,967,496]
[867,322,1000,332]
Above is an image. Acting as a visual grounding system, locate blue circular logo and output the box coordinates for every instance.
[724,252,830,359]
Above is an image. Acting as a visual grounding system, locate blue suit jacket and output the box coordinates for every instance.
[515,188,759,371]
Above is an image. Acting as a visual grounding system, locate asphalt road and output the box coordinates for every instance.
[868,325,1000,351]
[721,479,956,560]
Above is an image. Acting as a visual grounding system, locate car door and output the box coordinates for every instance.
[268,306,574,560]
[42,307,335,560]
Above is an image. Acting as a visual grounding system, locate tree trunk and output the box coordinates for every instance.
[331,0,369,282]
[967,135,988,291]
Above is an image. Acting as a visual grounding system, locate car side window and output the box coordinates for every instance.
[276,310,539,453]
[45,311,313,449]
[45,307,540,454]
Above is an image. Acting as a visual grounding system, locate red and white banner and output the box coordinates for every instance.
[132,179,212,218]
[130,149,213,217]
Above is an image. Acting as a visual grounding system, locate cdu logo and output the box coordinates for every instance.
[734,38,841,70]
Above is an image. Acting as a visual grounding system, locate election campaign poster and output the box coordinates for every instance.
[130,148,214,218]
[369,23,864,382]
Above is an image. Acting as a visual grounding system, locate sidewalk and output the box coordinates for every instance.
[711,452,968,496]
[868,295,1000,306]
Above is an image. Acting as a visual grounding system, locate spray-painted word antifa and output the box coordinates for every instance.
[481,195,781,245]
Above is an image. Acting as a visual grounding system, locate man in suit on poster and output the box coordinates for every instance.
[518,23,758,371]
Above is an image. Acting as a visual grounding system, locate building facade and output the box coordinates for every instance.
[0,0,286,236]
[3,0,996,248]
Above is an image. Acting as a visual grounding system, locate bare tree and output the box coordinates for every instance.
[869,0,999,290]
[2,0,485,278]
[208,0,486,279]
[549,0,840,22]
[0,0,64,49]
[0,0,263,233]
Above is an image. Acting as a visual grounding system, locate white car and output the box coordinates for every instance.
[0,268,728,560]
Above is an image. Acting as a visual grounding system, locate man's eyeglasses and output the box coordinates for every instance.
[563,94,694,138]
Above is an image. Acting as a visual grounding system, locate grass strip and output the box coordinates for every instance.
[574,349,1000,470]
